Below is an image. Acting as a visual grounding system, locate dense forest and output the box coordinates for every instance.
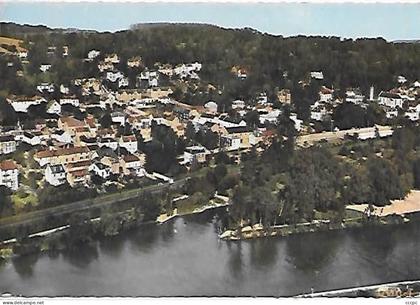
[1,22,419,108]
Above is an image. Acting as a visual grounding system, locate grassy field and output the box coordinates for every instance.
[0,36,27,53]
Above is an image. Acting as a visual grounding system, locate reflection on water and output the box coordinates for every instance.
[285,231,340,274]
[227,242,244,279]
[12,253,40,279]
[248,238,279,271]
[61,244,98,270]
[1,209,420,296]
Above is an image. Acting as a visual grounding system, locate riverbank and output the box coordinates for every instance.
[219,212,410,241]
[0,197,230,261]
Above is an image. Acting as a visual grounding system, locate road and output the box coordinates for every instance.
[0,177,188,239]
[296,125,393,146]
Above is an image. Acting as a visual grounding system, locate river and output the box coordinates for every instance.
[0,208,419,297]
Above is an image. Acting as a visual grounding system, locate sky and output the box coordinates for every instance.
[0,2,419,41]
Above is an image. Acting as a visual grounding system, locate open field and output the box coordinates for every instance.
[0,36,27,54]
[346,190,420,216]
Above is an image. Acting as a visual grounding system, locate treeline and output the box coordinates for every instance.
[1,22,420,109]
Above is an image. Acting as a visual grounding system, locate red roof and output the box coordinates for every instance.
[0,160,17,171]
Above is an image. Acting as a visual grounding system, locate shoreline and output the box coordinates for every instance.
[219,214,411,241]
[0,202,229,261]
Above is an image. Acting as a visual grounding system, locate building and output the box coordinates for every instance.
[277,89,291,104]
[319,86,334,102]
[310,71,324,80]
[378,91,404,108]
[183,146,209,164]
[45,164,67,186]
[46,100,61,115]
[90,162,111,179]
[0,135,16,155]
[120,154,145,177]
[34,146,91,167]
[67,169,90,187]
[0,160,19,191]
[119,135,138,154]
[222,126,254,150]
[204,101,218,114]
[7,95,46,113]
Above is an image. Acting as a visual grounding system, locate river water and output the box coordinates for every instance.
[0,208,419,297]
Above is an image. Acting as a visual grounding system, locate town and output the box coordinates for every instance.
[0,23,420,243]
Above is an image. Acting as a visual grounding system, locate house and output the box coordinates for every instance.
[87,50,100,60]
[319,86,334,102]
[67,169,90,187]
[98,138,119,150]
[21,131,43,146]
[222,126,254,150]
[34,146,91,167]
[310,71,324,80]
[45,164,66,186]
[119,135,138,154]
[183,146,209,164]
[58,116,88,136]
[277,89,291,104]
[0,135,17,155]
[118,77,129,88]
[232,100,245,110]
[51,130,72,144]
[60,84,70,94]
[259,109,281,125]
[59,95,80,107]
[0,160,19,191]
[127,56,142,68]
[398,75,407,84]
[204,101,218,114]
[46,100,61,115]
[7,95,46,113]
[90,162,111,179]
[346,89,365,105]
[120,154,145,177]
[17,50,28,59]
[62,46,69,57]
[311,105,329,121]
[378,91,404,108]
[39,64,52,72]
[106,71,124,82]
[36,83,55,93]
[111,112,126,125]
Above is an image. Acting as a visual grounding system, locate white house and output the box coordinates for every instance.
[378,91,404,108]
[0,160,19,191]
[311,105,329,121]
[7,95,46,113]
[346,89,365,104]
[45,164,67,186]
[204,101,218,113]
[111,112,126,125]
[46,100,61,115]
[87,50,100,60]
[17,50,28,59]
[51,130,73,144]
[119,135,138,154]
[21,131,43,146]
[310,71,324,80]
[37,83,55,93]
[183,146,209,164]
[121,154,144,177]
[60,84,70,94]
[90,162,111,179]
[39,64,52,72]
[0,136,17,155]
[59,96,80,107]
[398,75,407,84]
[232,100,245,109]
[99,138,119,150]
[319,86,334,102]
[118,77,129,88]
[106,71,124,82]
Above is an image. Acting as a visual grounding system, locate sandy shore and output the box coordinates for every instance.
[346,190,420,217]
